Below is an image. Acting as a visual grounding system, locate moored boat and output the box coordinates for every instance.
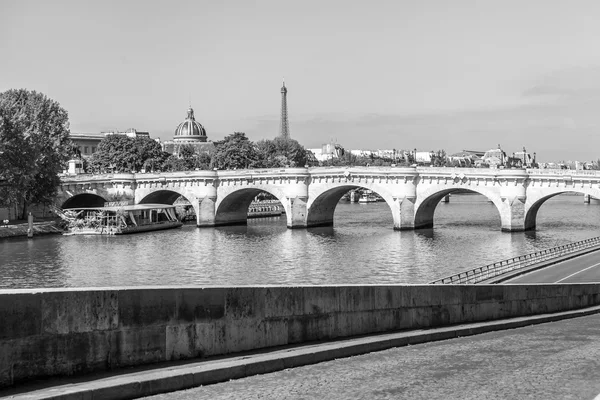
[358,191,379,203]
[61,204,183,235]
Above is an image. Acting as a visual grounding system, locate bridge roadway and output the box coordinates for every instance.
[55,166,600,231]
[144,312,600,400]
[505,249,600,284]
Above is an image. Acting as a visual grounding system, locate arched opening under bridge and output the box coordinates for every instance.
[61,193,106,209]
[525,191,598,231]
[138,190,195,222]
[215,189,285,226]
[307,185,392,228]
[414,188,501,230]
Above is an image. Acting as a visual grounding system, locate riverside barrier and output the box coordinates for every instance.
[430,237,600,284]
[2,284,600,389]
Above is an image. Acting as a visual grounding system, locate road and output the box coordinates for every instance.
[505,249,600,283]
[144,313,600,400]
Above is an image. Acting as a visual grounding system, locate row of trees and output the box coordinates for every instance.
[86,132,319,174]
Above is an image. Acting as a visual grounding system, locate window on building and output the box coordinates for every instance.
[92,147,96,153]
[84,146,88,154]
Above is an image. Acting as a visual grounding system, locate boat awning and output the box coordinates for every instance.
[64,203,177,212]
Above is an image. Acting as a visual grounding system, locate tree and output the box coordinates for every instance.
[211,132,258,170]
[0,89,75,218]
[88,135,167,173]
[305,149,319,167]
[430,150,448,167]
[162,144,212,172]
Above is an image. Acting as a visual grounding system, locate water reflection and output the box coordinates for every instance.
[2,194,600,288]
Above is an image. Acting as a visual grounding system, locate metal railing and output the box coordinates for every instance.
[430,236,600,284]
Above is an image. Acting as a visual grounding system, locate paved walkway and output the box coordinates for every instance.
[144,313,600,400]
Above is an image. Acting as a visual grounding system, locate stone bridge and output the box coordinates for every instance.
[55,167,600,231]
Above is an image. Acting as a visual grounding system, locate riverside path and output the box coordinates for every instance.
[505,249,600,283]
[144,313,600,400]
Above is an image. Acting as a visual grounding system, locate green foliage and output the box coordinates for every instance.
[0,89,74,218]
[211,132,258,170]
[430,150,448,167]
[162,148,211,172]
[88,135,167,173]
[254,137,310,167]
[305,149,319,167]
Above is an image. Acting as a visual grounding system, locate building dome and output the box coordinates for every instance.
[174,107,207,142]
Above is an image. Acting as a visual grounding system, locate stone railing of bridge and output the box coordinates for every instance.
[56,167,600,231]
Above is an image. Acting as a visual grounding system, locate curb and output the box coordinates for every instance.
[5,305,600,400]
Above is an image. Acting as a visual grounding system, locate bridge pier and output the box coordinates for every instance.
[197,195,217,227]
[499,197,526,232]
[392,196,416,230]
[499,169,528,232]
[286,196,309,228]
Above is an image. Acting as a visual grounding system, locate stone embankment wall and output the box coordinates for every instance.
[2,284,600,388]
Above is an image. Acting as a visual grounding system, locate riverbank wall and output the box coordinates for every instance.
[2,284,600,388]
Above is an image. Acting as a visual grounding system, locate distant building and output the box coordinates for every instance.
[478,145,507,168]
[103,128,150,139]
[448,150,484,167]
[414,151,433,164]
[308,142,344,162]
[70,129,151,159]
[69,133,103,158]
[161,107,214,156]
[512,147,536,168]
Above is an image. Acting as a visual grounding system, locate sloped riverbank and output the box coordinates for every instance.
[0,221,64,239]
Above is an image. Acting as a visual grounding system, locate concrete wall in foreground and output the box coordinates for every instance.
[2,284,600,388]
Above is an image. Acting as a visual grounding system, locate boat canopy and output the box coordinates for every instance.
[64,204,177,212]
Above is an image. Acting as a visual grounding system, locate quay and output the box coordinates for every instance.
[3,282,600,398]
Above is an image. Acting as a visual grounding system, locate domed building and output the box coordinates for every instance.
[174,107,207,142]
[161,107,215,156]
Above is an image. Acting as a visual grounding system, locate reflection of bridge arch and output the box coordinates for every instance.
[215,187,287,226]
[525,187,600,230]
[306,185,394,228]
[414,187,503,230]
[61,193,106,209]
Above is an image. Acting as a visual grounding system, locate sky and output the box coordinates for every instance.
[2,0,600,161]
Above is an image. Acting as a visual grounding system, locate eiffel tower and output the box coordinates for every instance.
[279,79,290,139]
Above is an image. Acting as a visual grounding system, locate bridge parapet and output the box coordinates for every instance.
[527,168,600,176]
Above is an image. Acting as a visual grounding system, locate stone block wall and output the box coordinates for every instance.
[1,284,600,388]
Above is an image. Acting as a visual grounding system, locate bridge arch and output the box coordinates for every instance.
[214,187,287,226]
[525,188,600,230]
[138,189,197,222]
[61,193,107,209]
[306,185,394,228]
[414,186,504,230]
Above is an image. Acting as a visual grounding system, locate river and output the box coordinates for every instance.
[1,194,599,288]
